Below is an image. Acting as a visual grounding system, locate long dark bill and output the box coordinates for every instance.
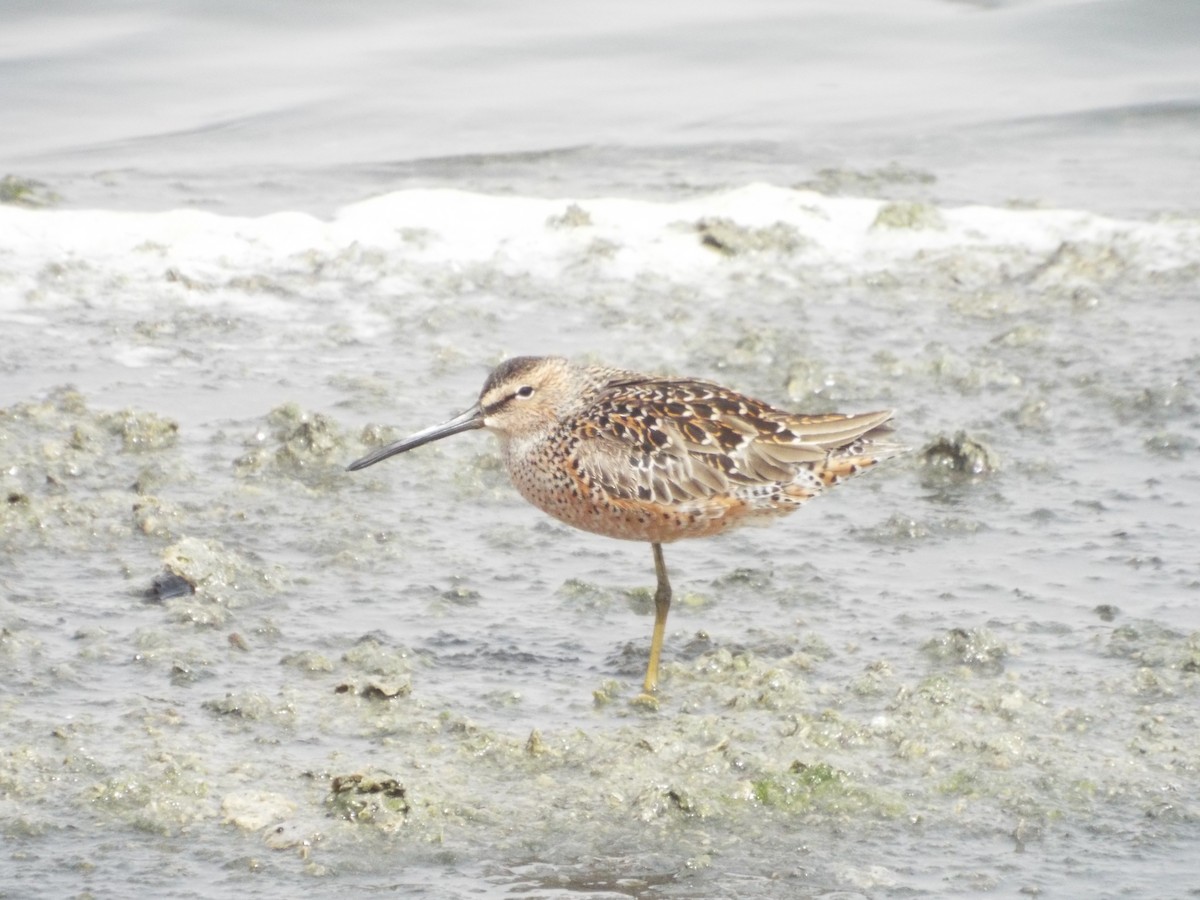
[346,404,484,471]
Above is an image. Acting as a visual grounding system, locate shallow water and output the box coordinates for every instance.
[3,184,1199,898]
[3,2,1200,898]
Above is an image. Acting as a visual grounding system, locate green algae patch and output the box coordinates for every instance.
[871,201,945,230]
[692,218,807,256]
[281,649,336,674]
[0,388,184,557]
[326,773,410,830]
[922,627,1010,673]
[0,387,178,464]
[546,203,593,229]
[341,635,416,679]
[201,691,293,722]
[750,761,900,817]
[0,174,60,207]
[919,431,1001,478]
[796,163,936,197]
[235,403,348,482]
[86,756,212,835]
[103,408,180,452]
[1028,240,1131,290]
[160,535,282,614]
[592,679,623,707]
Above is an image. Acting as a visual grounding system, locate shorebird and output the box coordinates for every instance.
[348,356,902,695]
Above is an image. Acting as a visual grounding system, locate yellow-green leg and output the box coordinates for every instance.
[643,542,672,694]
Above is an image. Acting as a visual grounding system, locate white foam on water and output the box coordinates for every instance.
[2,186,1197,320]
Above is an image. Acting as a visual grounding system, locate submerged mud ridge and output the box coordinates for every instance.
[1,186,1199,896]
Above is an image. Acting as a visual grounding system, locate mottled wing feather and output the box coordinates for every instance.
[574,414,728,505]
[570,377,898,511]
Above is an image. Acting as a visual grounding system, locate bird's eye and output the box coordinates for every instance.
[515,385,535,399]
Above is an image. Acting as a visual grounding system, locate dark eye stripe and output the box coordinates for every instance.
[482,386,534,417]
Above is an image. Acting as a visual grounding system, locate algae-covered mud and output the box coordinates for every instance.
[1,183,1198,898]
